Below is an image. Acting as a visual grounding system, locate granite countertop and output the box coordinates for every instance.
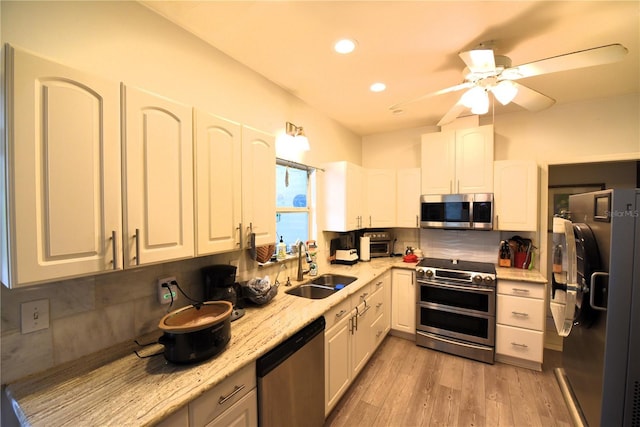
[5,258,415,427]
[495,266,547,283]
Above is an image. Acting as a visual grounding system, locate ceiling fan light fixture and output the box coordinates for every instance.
[492,80,518,105]
[460,86,486,109]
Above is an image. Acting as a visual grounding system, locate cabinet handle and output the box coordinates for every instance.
[335,309,347,319]
[416,215,419,227]
[449,180,453,194]
[236,223,242,247]
[512,288,530,294]
[375,281,383,287]
[369,215,372,227]
[218,384,246,405]
[359,304,371,317]
[496,215,499,229]
[111,230,118,270]
[376,302,383,309]
[510,342,529,348]
[457,179,460,193]
[360,292,369,300]
[133,228,140,266]
[511,311,529,317]
[354,309,358,331]
[376,330,383,338]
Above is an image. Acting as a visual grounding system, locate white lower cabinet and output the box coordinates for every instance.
[495,280,546,370]
[189,363,257,427]
[391,269,416,335]
[324,274,391,416]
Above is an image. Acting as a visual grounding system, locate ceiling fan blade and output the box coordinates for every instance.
[503,44,628,80]
[437,101,467,126]
[389,82,473,110]
[510,82,555,111]
[459,49,496,73]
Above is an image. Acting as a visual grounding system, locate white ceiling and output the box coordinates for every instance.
[141,1,639,136]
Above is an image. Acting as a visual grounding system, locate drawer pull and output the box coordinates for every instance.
[511,311,529,317]
[376,330,383,337]
[335,309,347,319]
[360,292,369,300]
[376,281,383,287]
[218,384,246,405]
[376,302,383,309]
[510,342,529,348]
[511,288,530,294]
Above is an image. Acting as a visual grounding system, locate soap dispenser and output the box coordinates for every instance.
[276,236,287,260]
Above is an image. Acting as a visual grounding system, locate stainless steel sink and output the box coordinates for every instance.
[285,284,337,299]
[285,274,357,299]
[309,274,357,287]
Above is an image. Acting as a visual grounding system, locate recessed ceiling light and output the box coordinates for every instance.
[370,82,386,92]
[334,39,357,54]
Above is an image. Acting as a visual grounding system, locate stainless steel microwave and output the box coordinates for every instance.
[420,193,494,230]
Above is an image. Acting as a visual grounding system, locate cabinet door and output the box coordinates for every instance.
[122,85,194,267]
[324,161,364,232]
[494,160,538,231]
[194,110,242,255]
[241,126,276,248]
[396,168,421,228]
[324,314,351,416]
[3,46,122,287]
[421,131,455,194]
[455,125,494,193]
[366,169,396,228]
[391,269,416,333]
[351,304,371,378]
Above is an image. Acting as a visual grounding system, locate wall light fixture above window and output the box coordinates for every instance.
[285,122,310,151]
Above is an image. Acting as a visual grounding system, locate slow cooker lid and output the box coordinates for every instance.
[159,301,232,333]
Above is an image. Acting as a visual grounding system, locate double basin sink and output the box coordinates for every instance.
[285,274,357,299]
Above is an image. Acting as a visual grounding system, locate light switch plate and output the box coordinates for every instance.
[21,299,50,334]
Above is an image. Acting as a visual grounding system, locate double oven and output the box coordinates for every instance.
[415,258,497,364]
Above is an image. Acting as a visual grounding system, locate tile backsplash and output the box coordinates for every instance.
[1,249,301,384]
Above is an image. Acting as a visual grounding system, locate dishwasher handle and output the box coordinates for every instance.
[256,316,326,378]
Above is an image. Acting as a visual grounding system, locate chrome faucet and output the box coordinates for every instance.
[296,241,312,281]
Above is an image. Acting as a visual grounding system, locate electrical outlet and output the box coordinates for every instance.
[157,276,178,305]
[21,299,50,334]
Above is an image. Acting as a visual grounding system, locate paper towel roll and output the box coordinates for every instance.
[360,236,370,261]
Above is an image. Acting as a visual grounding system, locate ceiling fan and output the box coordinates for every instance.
[389,42,628,126]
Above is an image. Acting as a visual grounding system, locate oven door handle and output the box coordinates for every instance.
[419,281,494,294]
[418,331,493,352]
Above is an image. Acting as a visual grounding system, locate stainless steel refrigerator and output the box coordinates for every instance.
[550,189,639,427]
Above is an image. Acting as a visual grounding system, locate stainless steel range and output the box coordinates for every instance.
[415,257,496,364]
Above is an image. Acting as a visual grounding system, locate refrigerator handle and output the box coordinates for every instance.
[589,271,609,311]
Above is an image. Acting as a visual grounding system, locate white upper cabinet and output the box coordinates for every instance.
[421,125,494,194]
[324,161,365,232]
[2,45,122,287]
[494,160,539,231]
[241,126,276,248]
[396,168,421,228]
[194,110,242,255]
[121,85,194,267]
[365,168,396,228]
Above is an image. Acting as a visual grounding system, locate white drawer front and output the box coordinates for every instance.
[324,298,352,331]
[496,324,543,363]
[497,294,545,331]
[190,362,256,427]
[497,280,545,299]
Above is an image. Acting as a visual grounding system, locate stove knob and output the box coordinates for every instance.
[484,276,494,285]
[425,269,434,278]
[472,275,483,284]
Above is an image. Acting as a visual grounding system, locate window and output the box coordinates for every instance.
[276,159,315,250]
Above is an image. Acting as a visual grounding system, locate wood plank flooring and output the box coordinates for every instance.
[324,335,573,427]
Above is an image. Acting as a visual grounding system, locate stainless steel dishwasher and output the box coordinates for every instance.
[256,316,325,427]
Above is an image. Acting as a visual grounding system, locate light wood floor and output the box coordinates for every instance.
[325,335,573,427]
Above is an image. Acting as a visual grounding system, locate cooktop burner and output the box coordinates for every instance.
[416,257,496,274]
[416,257,496,286]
